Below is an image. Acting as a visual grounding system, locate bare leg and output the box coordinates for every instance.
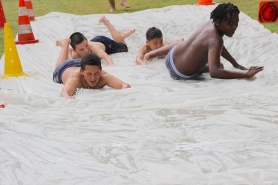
[99,15,127,44]
[56,39,72,60]
[120,0,131,8]
[55,38,71,69]
[120,29,135,39]
[145,42,179,61]
[108,0,116,12]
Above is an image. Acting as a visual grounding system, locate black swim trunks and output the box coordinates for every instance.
[90,36,128,55]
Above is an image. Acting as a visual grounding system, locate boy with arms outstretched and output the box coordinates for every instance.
[53,38,131,99]
[136,27,183,65]
[56,16,135,66]
[145,3,263,79]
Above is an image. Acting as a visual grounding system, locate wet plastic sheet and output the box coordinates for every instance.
[1,5,278,185]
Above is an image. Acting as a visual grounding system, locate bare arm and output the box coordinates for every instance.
[89,45,115,66]
[136,45,147,65]
[60,77,79,98]
[168,38,184,45]
[221,45,247,70]
[95,49,115,66]
[102,71,131,89]
[208,39,263,79]
[145,42,179,61]
[144,40,183,61]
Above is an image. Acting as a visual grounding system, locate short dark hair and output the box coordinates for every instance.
[146,27,163,41]
[80,53,101,71]
[69,32,87,50]
[210,2,240,23]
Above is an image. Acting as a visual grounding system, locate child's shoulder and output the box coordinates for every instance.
[71,52,79,59]
[139,43,149,52]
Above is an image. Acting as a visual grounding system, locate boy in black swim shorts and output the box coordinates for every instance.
[56,15,135,66]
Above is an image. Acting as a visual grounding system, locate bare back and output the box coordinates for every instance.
[173,20,222,76]
[71,42,106,59]
[90,42,106,54]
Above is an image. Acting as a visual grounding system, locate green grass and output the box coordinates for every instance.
[1,0,277,56]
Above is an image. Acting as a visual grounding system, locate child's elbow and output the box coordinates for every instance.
[209,70,219,78]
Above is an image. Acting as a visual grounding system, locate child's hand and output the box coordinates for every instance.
[246,66,264,77]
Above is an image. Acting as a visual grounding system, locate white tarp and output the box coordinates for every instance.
[1,4,278,184]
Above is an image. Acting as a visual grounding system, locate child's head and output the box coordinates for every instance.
[210,3,240,37]
[210,3,240,23]
[70,32,90,57]
[80,53,102,87]
[146,27,164,50]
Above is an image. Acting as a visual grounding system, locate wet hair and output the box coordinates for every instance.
[210,2,240,23]
[69,32,87,50]
[146,27,163,41]
[80,53,101,71]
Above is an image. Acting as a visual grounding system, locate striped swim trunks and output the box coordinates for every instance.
[165,45,203,80]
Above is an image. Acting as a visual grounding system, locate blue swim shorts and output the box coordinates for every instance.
[90,36,128,55]
[53,59,81,84]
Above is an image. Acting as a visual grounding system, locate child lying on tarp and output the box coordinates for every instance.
[53,38,130,99]
[136,27,183,65]
[56,15,135,66]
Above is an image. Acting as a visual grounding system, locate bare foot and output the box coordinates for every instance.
[110,8,116,12]
[120,0,130,8]
[98,15,109,24]
[129,29,136,34]
[56,38,71,47]
[179,37,184,41]
[56,39,63,47]
[121,29,136,39]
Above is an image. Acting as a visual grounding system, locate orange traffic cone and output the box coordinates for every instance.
[258,1,278,23]
[1,23,28,79]
[197,0,215,5]
[15,0,39,44]
[24,0,35,21]
[0,0,6,29]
